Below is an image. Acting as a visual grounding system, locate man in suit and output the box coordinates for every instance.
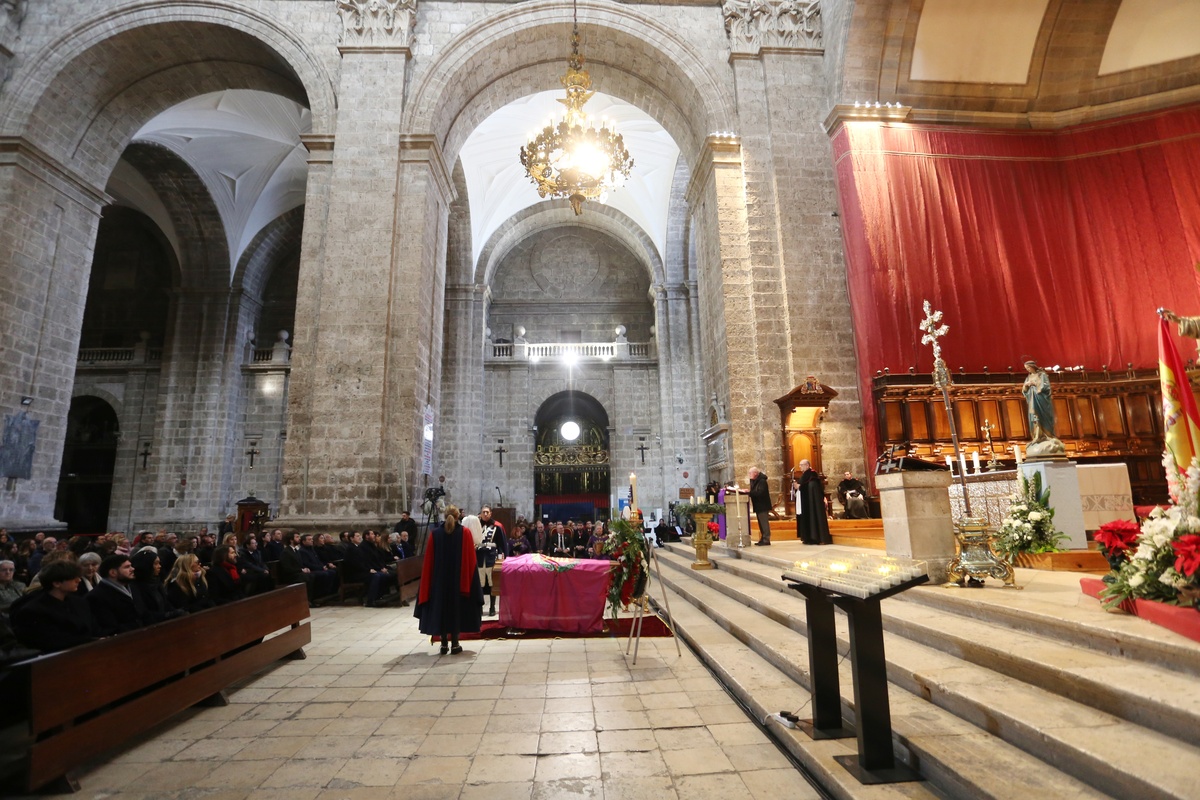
[277,531,314,603]
[299,533,338,598]
[86,555,149,636]
[361,530,395,608]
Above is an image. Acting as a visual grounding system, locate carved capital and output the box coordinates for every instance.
[336,0,416,50]
[722,0,822,56]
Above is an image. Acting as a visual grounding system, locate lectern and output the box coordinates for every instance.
[782,553,928,785]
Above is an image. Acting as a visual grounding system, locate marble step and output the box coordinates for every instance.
[652,547,1199,800]
[710,542,1200,679]
[672,543,1200,744]
[651,566,1108,800]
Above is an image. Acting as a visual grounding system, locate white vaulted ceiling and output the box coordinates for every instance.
[458,91,681,273]
[132,90,311,273]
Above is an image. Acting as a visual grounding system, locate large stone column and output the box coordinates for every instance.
[0,140,106,531]
[280,2,440,529]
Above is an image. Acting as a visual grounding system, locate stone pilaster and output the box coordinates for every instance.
[279,5,420,528]
[0,138,106,531]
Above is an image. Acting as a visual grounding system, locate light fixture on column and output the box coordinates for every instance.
[518,0,634,215]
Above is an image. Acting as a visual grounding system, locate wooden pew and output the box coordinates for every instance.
[5,583,311,794]
[395,555,422,605]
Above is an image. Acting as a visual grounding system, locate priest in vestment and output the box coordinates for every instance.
[415,506,483,654]
[793,460,832,545]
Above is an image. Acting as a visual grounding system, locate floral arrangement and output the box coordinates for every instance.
[602,516,648,621]
[1094,519,1141,571]
[707,520,720,536]
[995,470,1066,559]
[1101,505,1195,607]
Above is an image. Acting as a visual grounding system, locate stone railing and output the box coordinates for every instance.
[77,347,162,368]
[487,341,656,363]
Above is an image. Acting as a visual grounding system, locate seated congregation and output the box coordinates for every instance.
[0,524,419,659]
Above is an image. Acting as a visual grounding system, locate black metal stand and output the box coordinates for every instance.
[790,585,854,740]
[785,574,928,785]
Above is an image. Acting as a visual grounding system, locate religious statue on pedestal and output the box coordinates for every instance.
[1022,361,1065,459]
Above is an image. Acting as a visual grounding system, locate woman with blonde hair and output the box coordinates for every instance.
[415,505,483,655]
[165,553,214,613]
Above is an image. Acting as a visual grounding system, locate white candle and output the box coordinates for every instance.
[945,456,954,473]
[959,454,968,476]
[972,452,981,473]
[630,472,638,516]
[1014,445,1023,465]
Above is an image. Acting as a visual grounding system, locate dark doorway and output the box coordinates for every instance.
[534,391,611,520]
[56,397,120,533]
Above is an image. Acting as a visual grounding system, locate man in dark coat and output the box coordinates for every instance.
[299,534,339,598]
[11,561,98,653]
[87,555,150,636]
[277,531,313,602]
[748,467,773,546]
[237,535,274,595]
[415,507,482,655]
[793,459,832,545]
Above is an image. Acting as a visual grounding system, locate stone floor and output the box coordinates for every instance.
[38,605,823,800]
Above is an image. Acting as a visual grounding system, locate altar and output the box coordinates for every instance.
[497,554,614,634]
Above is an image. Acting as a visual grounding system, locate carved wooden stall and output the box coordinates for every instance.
[873,368,1169,506]
[775,377,839,515]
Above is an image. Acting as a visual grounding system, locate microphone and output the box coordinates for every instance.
[495,486,503,506]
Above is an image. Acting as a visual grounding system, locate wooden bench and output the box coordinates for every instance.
[336,560,365,602]
[5,583,310,794]
[396,555,422,604]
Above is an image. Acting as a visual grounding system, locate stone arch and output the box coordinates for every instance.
[478,201,663,290]
[2,4,335,187]
[234,206,306,303]
[70,387,125,421]
[122,142,229,292]
[401,0,735,167]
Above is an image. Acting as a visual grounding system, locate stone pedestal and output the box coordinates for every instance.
[1020,461,1087,549]
[877,471,956,583]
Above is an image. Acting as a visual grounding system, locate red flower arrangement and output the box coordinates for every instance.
[1094,519,1140,560]
[706,521,720,536]
[1172,534,1200,579]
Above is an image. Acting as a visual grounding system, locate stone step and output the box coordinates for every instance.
[652,546,1200,800]
[718,542,1200,679]
[671,543,1200,744]
[650,559,1108,800]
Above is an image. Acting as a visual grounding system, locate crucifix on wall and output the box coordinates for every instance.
[636,438,649,464]
[246,441,260,470]
[139,442,152,470]
[494,440,507,467]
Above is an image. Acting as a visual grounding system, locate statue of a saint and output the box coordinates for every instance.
[1022,360,1065,458]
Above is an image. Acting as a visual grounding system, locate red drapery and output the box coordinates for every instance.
[832,105,1200,464]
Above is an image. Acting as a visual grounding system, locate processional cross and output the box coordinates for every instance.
[919,300,972,516]
[636,440,649,464]
[246,441,260,470]
[494,440,507,467]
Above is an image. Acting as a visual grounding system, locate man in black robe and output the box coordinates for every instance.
[837,471,869,519]
[748,467,773,546]
[793,460,832,545]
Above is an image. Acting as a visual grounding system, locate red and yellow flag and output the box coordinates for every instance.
[1159,318,1200,473]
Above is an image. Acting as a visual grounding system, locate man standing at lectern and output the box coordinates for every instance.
[748,467,773,546]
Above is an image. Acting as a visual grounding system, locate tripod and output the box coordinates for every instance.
[625,533,682,665]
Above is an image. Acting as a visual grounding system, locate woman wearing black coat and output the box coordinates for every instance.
[129,550,184,624]
[208,545,245,605]
[165,554,215,613]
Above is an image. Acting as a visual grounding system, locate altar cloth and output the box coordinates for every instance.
[498,554,613,634]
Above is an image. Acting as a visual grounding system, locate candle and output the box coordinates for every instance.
[959,454,968,476]
[945,456,954,473]
[630,472,638,517]
[1014,445,1023,465]
[972,452,981,473]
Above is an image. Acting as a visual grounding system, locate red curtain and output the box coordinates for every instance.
[832,105,1200,463]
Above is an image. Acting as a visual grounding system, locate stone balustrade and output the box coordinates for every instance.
[486,340,656,363]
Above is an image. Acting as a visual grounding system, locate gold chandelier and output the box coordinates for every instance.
[519,3,634,215]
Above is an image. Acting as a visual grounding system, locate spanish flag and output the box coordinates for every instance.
[1159,318,1200,474]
